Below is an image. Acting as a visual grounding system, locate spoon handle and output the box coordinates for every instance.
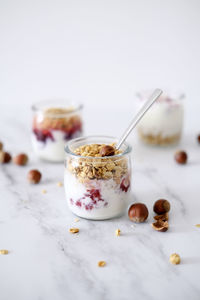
[116,88,163,150]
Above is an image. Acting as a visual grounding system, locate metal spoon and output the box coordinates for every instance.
[116,88,163,149]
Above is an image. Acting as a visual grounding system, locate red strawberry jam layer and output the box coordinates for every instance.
[33,123,82,143]
[70,189,108,211]
[120,177,130,192]
[33,129,54,143]
[70,179,130,211]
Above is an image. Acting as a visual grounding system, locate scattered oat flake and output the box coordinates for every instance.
[69,228,79,234]
[0,250,9,255]
[195,224,200,228]
[115,229,121,236]
[74,218,80,222]
[98,261,106,267]
[57,182,63,187]
[42,189,47,194]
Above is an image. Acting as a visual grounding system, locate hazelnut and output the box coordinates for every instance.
[153,199,170,215]
[27,169,42,184]
[174,151,187,164]
[152,220,169,232]
[0,152,12,163]
[154,212,169,221]
[128,203,149,223]
[169,253,181,265]
[13,153,28,166]
[0,142,3,151]
[100,145,115,157]
[197,134,200,144]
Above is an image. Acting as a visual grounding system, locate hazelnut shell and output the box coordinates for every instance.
[152,220,169,232]
[154,212,169,221]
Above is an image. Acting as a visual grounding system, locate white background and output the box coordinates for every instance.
[0,0,200,136]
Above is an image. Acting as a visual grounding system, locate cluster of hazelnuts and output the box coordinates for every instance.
[0,141,29,165]
[128,199,171,232]
[0,141,42,184]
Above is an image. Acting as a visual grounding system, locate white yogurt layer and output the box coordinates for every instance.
[137,102,184,137]
[64,170,130,220]
[32,130,66,162]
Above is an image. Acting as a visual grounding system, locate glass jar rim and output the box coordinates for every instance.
[136,90,185,103]
[65,135,132,159]
[31,99,83,117]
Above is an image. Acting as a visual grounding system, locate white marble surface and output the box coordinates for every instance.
[0,114,200,300]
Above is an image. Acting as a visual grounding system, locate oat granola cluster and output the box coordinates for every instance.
[33,107,82,131]
[68,143,128,183]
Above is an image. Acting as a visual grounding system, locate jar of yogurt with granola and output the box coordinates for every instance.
[31,100,83,162]
[136,91,184,146]
[64,136,132,220]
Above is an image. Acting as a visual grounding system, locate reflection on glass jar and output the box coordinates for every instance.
[136,91,184,146]
[64,136,132,220]
[31,100,83,162]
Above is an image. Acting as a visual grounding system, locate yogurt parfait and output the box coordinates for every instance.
[31,100,83,162]
[64,136,132,220]
[136,91,184,146]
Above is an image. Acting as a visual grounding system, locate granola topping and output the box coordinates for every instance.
[73,143,121,157]
[33,107,82,131]
[68,143,128,183]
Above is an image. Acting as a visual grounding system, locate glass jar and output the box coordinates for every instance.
[64,136,132,220]
[31,100,83,162]
[135,91,184,146]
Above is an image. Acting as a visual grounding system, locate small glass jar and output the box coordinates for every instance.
[64,136,132,220]
[136,91,184,146]
[31,100,83,162]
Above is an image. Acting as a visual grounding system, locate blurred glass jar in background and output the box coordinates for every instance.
[31,100,83,162]
[135,91,184,146]
[64,136,132,220]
